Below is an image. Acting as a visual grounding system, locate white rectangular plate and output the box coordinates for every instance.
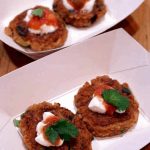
[0,0,144,59]
[1,68,150,150]
[7,79,150,150]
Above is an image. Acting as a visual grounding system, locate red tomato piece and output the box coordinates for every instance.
[28,8,58,30]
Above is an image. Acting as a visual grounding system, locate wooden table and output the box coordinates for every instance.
[0,0,150,149]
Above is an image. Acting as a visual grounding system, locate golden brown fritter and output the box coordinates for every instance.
[19,102,74,150]
[71,114,93,150]
[19,102,93,150]
[53,0,106,27]
[74,75,139,137]
[5,6,68,51]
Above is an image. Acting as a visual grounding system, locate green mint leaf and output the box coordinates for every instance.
[45,127,59,144]
[53,119,78,140]
[102,89,130,111]
[117,96,130,111]
[13,119,20,127]
[45,119,78,143]
[32,8,44,17]
[59,134,72,141]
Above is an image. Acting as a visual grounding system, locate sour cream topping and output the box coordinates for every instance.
[24,9,33,22]
[83,0,96,12]
[62,0,96,12]
[89,95,106,114]
[35,112,64,147]
[28,24,57,35]
[24,9,58,35]
[62,0,74,10]
[88,86,126,114]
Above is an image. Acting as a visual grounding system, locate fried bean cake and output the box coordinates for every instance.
[71,114,93,150]
[5,6,68,51]
[53,0,106,27]
[74,75,139,137]
[19,102,93,150]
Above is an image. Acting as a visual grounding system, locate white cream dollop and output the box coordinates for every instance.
[83,0,96,12]
[88,95,106,114]
[62,0,74,10]
[116,109,125,113]
[62,0,96,12]
[28,24,57,35]
[24,9,58,35]
[24,9,33,22]
[35,112,64,147]
[89,95,125,114]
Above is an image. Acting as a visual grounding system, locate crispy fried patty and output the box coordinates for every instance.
[71,115,93,150]
[19,102,93,150]
[5,6,68,51]
[74,75,139,137]
[53,0,106,27]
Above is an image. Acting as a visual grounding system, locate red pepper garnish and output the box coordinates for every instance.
[103,101,116,115]
[44,115,60,125]
[28,8,58,30]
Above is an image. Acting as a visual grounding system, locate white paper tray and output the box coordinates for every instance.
[0,0,144,59]
[12,85,150,150]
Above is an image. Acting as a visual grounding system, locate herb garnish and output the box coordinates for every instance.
[32,8,44,17]
[45,119,78,144]
[46,127,58,144]
[102,89,130,111]
[13,119,20,127]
